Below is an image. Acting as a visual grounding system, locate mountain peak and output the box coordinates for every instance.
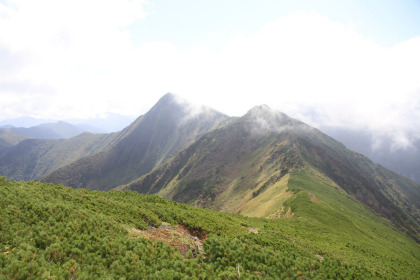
[157,92,195,107]
[246,104,280,118]
[248,104,272,112]
[146,93,187,118]
[148,93,226,125]
[152,92,200,112]
[152,92,180,108]
[243,104,297,134]
[159,92,178,102]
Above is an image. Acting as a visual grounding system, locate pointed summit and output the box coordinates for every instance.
[41,93,228,190]
[153,92,196,108]
[155,92,179,104]
[147,93,184,115]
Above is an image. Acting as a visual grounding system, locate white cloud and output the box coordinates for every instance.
[0,0,146,118]
[193,12,420,144]
[0,5,419,149]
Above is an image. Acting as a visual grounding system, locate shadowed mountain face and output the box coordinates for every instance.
[40,93,229,190]
[122,105,420,241]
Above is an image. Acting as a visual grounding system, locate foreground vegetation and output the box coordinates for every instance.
[1,177,419,279]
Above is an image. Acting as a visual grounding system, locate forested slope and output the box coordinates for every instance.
[1,178,419,279]
[0,132,119,181]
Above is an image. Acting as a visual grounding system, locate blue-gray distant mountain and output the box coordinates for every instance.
[0,116,58,128]
[0,121,85,139]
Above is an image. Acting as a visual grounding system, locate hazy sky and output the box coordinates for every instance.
[1,0,420,146]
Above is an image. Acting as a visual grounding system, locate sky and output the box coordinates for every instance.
[1,0,420,147]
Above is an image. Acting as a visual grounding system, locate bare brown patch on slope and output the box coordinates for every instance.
[127,223,206,258]
[308,192,319,202]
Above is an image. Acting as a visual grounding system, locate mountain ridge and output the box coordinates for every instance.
[120,105,420,241]
[40,93,230,189]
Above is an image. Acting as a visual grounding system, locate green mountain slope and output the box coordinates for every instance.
[121,105,420,241]
[0,132,120,181]
[1,178,419,279]
[41,93,229,190]
[0,130,30,150]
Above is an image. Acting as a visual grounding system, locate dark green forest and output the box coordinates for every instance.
[1,177,419,279]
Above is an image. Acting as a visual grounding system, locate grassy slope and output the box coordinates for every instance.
[295,135,420,241]
[284,167,420,276]
[1,178,419,279]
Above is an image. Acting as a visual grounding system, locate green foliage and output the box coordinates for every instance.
[0,132,112,182]
[204,236,373,279]
[1,177,419,279]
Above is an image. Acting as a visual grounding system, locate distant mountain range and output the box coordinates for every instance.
[0,113,137,135]
[0,93,419,242]
[0,116,59,128]
[0,121,86,139]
